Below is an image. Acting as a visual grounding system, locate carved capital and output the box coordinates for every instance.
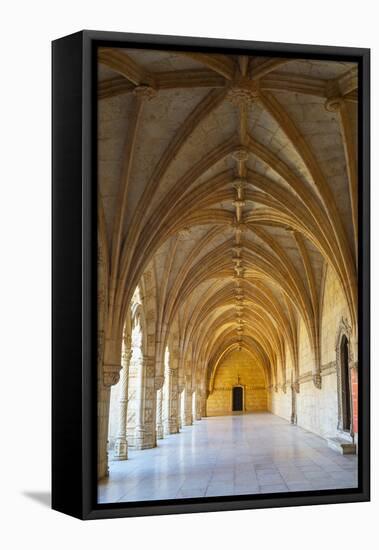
[154,375,165,391]
[121,348,133,365]
[325,96,344,112]
[293,380,300,394]
[313,373,322,390]
[103,364,122,387]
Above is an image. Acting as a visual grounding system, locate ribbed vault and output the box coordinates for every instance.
[97,48,358,477]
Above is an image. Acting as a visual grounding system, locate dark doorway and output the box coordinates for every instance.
[232,386,243,412]
[340,336,351,431]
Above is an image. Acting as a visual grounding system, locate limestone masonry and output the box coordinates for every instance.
[97,49,358,483]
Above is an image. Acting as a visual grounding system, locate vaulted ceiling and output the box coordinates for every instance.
[98,47,357,390]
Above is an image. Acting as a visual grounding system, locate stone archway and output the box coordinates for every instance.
[96,48,359,480]
[340,336,352,431]
[335,318,353,435]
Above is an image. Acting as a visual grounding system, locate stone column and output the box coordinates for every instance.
[113,343,132,460]
[183,380,193,426]
[99,333,123,479]
[156,388,164,439]
[135,356,156,450]
[164,367,179,435]
[133,351,145,449]
[98,380,111,479]
[155,376,164,440]
[178,386,184,430]
[200,390,208,417]
[194,391,202,421]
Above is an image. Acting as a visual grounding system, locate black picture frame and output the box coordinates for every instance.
[52,30,370,520]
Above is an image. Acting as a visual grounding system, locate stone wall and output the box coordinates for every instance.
[269,265,355,439]
[207,349,267,416]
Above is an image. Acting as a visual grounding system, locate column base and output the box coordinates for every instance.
[164,419,179,435]
[134,427,156,450]
[113,437,128,460]
[183,414,193,426]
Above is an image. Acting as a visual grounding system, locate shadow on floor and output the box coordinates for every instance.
[22,491,51,508]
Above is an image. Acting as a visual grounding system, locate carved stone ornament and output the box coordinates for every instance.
[178,227,191,239]
[226,77,260,107]
[133,85,157,101]
[154,375,165,391]
[103,364,122,387]
[312,373,322,390]
[233,178,247,190]
[282,383,287,394]
[293,380,300,394]
[231,147,249,163]
[325,96,344,112]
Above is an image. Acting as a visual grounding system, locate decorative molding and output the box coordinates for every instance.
[103,364,122,387]
[335,317,352,352]
[321,361,337,376]
[213,385,266,391]
[298,371,313,384]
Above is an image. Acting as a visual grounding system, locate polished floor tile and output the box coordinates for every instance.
[98,413,358,503]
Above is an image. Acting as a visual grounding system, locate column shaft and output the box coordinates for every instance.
[113,348,132,460]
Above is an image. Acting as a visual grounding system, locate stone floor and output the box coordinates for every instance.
[98,413,358,503]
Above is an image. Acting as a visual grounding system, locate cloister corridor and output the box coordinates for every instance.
[98,413,357,503]
[97,48,359,502]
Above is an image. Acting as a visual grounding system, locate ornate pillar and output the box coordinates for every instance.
[113,340,132,460]
[98,379,111,479]
[200,389,208,417]
[194,391,201,421]
[164,367,179,435]
[133,352,145,449]
[134,356,156,450]
[178,386,184,430]
[183,380,193,426]
[98,333,122,479]
[155,376,164,440]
